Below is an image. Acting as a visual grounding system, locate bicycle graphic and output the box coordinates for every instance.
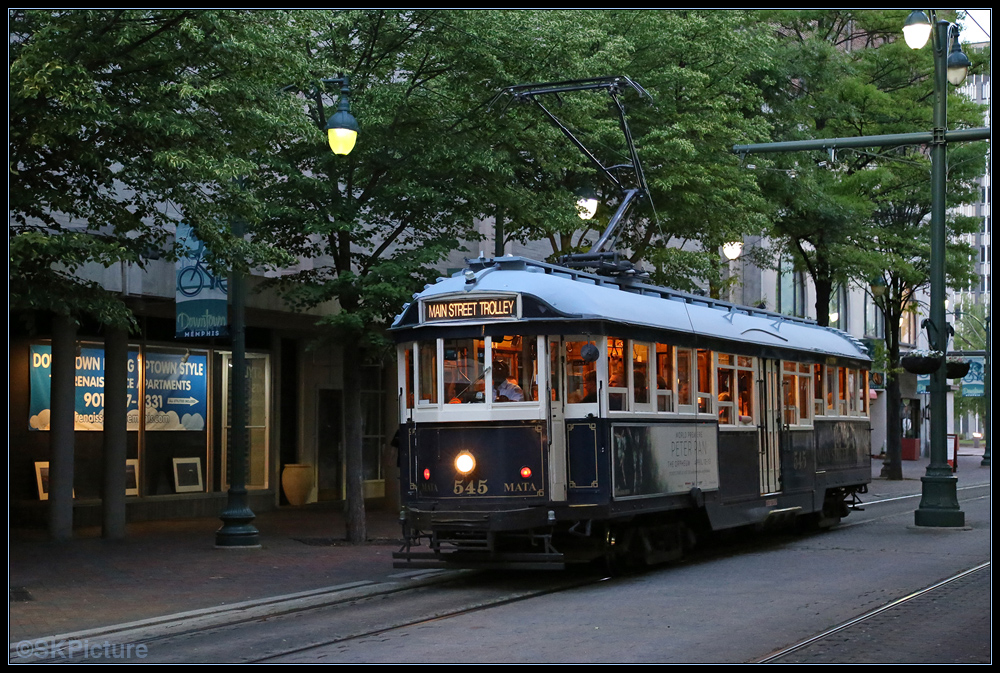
[177,242,228,297]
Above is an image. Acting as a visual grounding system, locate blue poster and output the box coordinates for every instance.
[961,357,985,397]
[29,345,140,431]
[176,222,229,339]
[143,352,208,431]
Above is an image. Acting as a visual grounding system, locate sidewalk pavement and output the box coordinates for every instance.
[9,449,991,658]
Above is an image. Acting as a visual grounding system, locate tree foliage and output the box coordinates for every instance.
[760,9,986,326]
[489,11,775,291]
[9,10,314,326]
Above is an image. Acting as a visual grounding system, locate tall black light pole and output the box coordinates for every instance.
[903,11,971,527]
[216,76,359,548]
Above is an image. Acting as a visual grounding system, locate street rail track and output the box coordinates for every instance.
[757,562,992,664]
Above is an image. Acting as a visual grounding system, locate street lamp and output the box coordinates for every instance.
[903,11,970,528]
[216,76,358,548]
[722,241,744,261]
[325,76,359,155]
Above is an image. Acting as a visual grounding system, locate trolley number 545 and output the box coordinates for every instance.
[454,479,489,495]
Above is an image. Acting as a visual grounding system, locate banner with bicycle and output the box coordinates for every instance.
[176,223,229,338]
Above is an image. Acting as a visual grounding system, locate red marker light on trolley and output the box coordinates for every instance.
[423,468,431,481]
[520,466,532,479]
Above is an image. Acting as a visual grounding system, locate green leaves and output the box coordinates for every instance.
[10,10,316,324]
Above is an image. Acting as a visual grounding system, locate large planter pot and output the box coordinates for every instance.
[281,464,314,506]
[901,353,944,375]
[946,360,971,379]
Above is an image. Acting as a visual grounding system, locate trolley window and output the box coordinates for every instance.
[491,335,536,403]
[566,340,597,405]
[655,343,674,412]
[444,338,486,404]
[403,345,414,409]
[418,340,438,406]
[676,348,694,412]
[607,338,627,411]
[782,361,813,427]
[736,356,755,425]
[632,341,652,410]
[717,354,736,425]
[697,349,713,415]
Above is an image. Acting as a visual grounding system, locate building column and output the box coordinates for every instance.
[102,326,128,539]
[49,314,76,541]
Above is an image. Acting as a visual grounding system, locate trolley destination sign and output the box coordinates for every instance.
[423,295,518,323]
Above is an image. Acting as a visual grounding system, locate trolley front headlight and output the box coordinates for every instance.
[455,451,476,475]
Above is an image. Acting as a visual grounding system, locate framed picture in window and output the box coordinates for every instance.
[34,461,74,500]
[172,457,203,493]
[125,458,139,497]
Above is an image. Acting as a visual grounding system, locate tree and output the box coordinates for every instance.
[10,10,315,327]
[258,10,638,542]
[849,148,982,479]
[756,10,987,478]
[490,11,775,291]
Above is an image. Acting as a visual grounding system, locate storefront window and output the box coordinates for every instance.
[222,352,269,491]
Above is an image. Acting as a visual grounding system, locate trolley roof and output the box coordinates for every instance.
[391,256,871,367]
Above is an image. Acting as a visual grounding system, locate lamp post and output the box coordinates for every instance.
[216,76,358,548]
[903,11,970,528]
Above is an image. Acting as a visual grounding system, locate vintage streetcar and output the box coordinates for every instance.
[390,255,871,570]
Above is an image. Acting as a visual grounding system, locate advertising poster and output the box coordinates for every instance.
[960,356,985,397]
[176,222,229,339]
[611,423,719,499]
[143,352,208,431]
[29,345,140,431]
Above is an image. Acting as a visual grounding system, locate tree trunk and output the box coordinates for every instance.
[814,278,832,327]
[882,368,904,480]
[342,338,367,543]
[881,304,904,480]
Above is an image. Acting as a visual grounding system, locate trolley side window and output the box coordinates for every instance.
[655,343,674,412]
[418,340,438,405]
[838,366,848,415]
[814,364,825,417]
[782,361,813,427]
[717,354,736,425]
[825,365,838,414]
[737,356,755,424]
[676,348,694,412]
[404,345,415,409]
[633,341,651,409]
[697,349,713,415]
[566,340,597,404]
[859,370,870,415]
[607,338,627,410]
